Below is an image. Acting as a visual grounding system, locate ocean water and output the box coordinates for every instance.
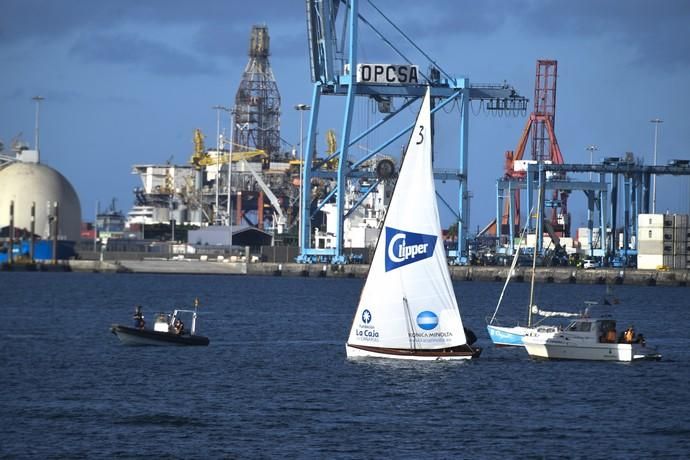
[1,272,689,459]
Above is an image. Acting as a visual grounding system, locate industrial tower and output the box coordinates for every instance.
[299,0,528,264]
[233,25,282,167]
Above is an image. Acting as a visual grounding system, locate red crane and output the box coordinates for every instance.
[502,59,569,236]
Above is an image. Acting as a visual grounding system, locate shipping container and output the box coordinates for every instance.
[637,240,664,254]
[637,253,664,270]
[674,227,688,242]
[673,214,689,227]
[674,255,687,269]
[662,255,674,269]
[576,227,601,243]
[560,237,574,248]
[638,214,664,228]
[576,227,591,239]
[0,240,76,263]
[638,227,664,242]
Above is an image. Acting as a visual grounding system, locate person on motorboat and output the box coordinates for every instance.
[623,326,635,343]
[133,306,145,329]
[173,318,185,335]
[605,327,617,343]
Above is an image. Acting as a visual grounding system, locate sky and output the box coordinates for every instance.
[2,0,690,234]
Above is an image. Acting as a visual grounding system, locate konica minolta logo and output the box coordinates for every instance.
[416,311,439,330]
[384,226,437,272]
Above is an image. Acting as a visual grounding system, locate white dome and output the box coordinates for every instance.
[0,162,82,241]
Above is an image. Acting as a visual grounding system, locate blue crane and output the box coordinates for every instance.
[299,0,528,264]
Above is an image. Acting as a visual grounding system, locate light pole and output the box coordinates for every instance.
[295,103,311,248]
[94,200,99,252]
[212,105,230,225]
[234,121,248,226]
[650,118,663,214]
[586,145,598,181]
[585,145,598,259]
[32,96,45,155]
[226,110,235,230]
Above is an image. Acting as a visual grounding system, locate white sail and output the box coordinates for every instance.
[347,87,468,352]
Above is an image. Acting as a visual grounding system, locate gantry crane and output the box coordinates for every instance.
[501,60,569,238]
[299,0,528,264]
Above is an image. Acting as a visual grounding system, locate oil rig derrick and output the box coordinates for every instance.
[233,25,281,170]
[502,60,569,238]
[299,0,528,264]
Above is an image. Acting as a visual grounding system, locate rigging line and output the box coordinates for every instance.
[355,12,428,82]
[470,99,482,116]
[442,98,457,114]
[398,220,416,351]
[366,0,453,83]
[488,210,532,324]
[403,295,417,350]
[367,98,373,156]
[337,0,348,56]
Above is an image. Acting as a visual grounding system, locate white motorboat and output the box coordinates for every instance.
[522,316,661,362]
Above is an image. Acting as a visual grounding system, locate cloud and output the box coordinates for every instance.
[1,0,302,45]
[0,0,120,43]
[2,0,305,74]
[525,0,690,70]
[70,32,221,76]
[364,0,690,71]
[4,0,687,76]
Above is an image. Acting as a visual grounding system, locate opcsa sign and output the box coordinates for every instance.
[356,63,419,85]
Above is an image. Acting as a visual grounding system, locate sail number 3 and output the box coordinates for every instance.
[416,125,424,145]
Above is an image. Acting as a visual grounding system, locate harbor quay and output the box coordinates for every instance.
[4,259,684,287]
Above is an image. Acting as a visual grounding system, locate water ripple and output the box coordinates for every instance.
[1,274,689,458]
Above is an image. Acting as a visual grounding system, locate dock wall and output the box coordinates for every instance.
[51,260,690,287]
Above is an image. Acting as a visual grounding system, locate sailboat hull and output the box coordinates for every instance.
[487,324,561,347]
[486,324,530,347]
[346,343,481,361]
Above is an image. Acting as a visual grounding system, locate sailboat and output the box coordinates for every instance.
[487,186,579,347]
[345,87,481,361]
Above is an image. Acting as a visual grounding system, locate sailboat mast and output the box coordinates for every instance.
[527,184,543,327]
